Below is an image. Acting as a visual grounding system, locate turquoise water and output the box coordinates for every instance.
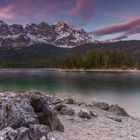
[0,69,140,117]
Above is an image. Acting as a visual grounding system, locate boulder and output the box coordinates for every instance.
[0,127,17,140]
[0,91,64,132]
[107,116,122,122]
[30,94,64,132]
[64,98,76,104]
[29,124,50,140]
[40,136,47,140]
[90,111,97,117]
[47,133,58,140]
[60,107,75,116]
[109,104,129,116]
[52,99,64,105]
[16,127,30,140]
[78,109,91,119]
[55,104,67,112]
[92,102,110,111]
[0,124,50,140]
[0,98,38,129]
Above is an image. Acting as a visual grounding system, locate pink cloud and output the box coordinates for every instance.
[2,0,55,21]
[70,0,93,14]
[0,5,15,19]
[92,18,140,36]
[68,0,95,24]
[112,26,140,41]
[0,0,95,24]
[102,14,137,21]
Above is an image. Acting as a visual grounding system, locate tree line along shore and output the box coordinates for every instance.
[0,50,138,69]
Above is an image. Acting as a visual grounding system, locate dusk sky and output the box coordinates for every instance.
[0,0,140,41]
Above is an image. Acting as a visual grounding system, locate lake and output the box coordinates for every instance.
[0,69,140,117]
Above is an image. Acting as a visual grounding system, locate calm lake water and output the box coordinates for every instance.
[0,69,140,117]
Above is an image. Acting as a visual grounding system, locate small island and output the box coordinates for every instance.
[0,91,140,140]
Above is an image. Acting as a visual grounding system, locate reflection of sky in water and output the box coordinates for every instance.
[0,69,140,117]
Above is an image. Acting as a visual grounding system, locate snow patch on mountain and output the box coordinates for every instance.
[27,34,48,44]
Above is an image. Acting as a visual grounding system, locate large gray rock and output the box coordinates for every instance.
[16,127,30,140]
[0,91,64,139]
[78,109,91,119]
[0,127,17,140]
[0,98,38,129]
[30,93,64,132]
[109,104,129,116]
[60,107,75,116]
[92,102,110,111]
[29,124,50,140]
[55,104,67,112]
[64,98,75,104]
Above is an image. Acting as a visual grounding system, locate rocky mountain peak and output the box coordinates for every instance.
[38,22,50,28]
[0,20,97,48]
[55,22,70,30]
[10,24,25,35]
[0,21,10,37]
[25,23,38,35]
[0,20,7,26]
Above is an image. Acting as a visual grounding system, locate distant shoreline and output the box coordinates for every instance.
[0,68,140,72]
[43,68,140,73]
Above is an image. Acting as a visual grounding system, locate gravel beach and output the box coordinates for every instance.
[0,91,140,140]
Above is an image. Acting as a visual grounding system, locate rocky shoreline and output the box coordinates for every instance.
[1,68,140,72]
[0,91,140,140]
[44,68,140,73]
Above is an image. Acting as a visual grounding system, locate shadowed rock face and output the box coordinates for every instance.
[0,21,10,37]
[0,92,64,140]
[30,94,64,131]
[0,99,38,129]
[1,34,31,48]
[10,24,25,35]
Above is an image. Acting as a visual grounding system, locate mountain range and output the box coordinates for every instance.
[0,20,97,49]
[0,20,139,67]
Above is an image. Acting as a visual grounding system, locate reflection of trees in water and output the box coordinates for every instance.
[0,70,140,94]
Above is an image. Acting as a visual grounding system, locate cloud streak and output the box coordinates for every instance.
[0,5,15,19]
[0,0,95,24]
[112,25,140,41]
[89,17,140,40]
[69,0,95,24]
[93,18,140,36]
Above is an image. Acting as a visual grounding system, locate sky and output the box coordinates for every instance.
[0,0,139,41]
